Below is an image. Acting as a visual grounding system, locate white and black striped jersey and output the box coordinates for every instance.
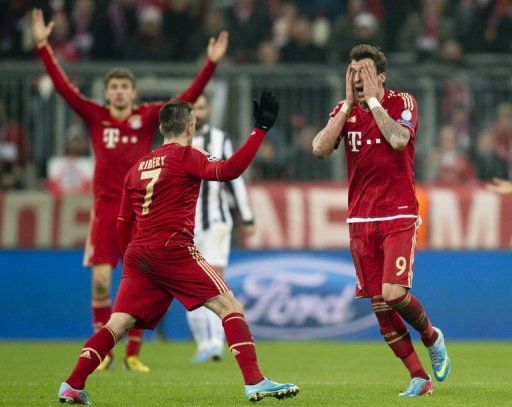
[193,124,254,232]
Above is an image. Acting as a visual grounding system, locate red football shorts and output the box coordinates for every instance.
[83,199,122,269]
[112,244,230,329]
[349,218,420,298]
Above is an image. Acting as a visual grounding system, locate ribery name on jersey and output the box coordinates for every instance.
[138,155,166,171]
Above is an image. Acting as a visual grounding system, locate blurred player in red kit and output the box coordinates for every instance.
[57,91,299,404]
[313,44,451,397]
[31,8,228,372]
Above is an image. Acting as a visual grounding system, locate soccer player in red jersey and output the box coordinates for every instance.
[57,92,299,404]
[31,8,228,372]
[313,44,451,397]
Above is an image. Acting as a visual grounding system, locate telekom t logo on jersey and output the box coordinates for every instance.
[103,128,120,149]
[347,131,382,152]
[103,128,139,148]
[348,132,362,152]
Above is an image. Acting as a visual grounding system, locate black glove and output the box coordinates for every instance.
[252,90,279,131]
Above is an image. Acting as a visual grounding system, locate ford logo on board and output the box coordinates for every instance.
[226,254,376,340]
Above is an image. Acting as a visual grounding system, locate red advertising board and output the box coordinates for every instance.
[1,184,511,249]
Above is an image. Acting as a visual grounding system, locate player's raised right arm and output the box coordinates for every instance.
[32,8,94,120]
[312,67,354,158]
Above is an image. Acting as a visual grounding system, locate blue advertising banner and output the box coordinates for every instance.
[0,250,511,340]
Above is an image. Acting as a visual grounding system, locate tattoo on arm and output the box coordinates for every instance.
[371,107,410,150]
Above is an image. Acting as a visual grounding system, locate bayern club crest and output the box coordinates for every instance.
[129,115,142,130]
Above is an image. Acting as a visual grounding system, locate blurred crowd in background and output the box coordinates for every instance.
[1,0,512,191]
[3,0,512,62]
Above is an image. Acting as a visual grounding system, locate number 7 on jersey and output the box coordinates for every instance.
[140,169,161,215]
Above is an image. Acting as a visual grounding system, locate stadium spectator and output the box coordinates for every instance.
[69,0,95,60]
[437,39,465,66]
[90,0,138,60]
[398,0,454,61]
[475,129,509,181]
[257,41,281,67]
[280,15,326,63]
[49,12,80,62]
[225,0,271,63]
[273,0,299,46]
[0,99,27,190]
[328,0,381,63]
[163,0,199,61]
[125,6,173,61]
[433,124,476,184]
[189,8,228,61]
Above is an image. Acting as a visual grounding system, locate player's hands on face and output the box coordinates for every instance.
[345,65,355,107]
[207,31,229,63]
[253,90,279,131]
[361,61,379,102]
[487,178,512,195]
[31,8,54,47]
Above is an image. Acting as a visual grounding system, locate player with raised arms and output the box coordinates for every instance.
[57,91,299,404]
[313,44,451,397]
[31,8,228,372]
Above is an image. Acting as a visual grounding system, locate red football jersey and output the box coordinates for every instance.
[38,45,215,200]
[118,129,266,248]
[330,89,419,221]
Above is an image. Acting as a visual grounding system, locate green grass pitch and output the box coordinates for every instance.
[1,341,511,406]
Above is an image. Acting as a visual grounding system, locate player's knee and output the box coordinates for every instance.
[381,284,406,303]
[106,313,136,338]
[93,277,110,296]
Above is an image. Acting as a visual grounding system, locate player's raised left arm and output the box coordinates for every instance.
[176,31,229,103]
[361,62,410,151]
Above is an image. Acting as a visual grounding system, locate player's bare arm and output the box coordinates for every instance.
[312,67,354,158]
[361,62,410,151]
[487,178,512,195]
[31,8,54,48]
[207,31,229,63]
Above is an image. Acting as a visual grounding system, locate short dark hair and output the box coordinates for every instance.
[159,101,193,138]
[349,44,387,74]
[104,68,136,88]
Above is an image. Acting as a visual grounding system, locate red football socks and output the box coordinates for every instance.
[386,292,438,347]
[222,313,264,385]
[372,297,429,379]
[126,329,143,357]
[66,326,117,390]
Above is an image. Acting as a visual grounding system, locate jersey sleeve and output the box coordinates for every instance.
[144,59,217,123]
[184,128,267,181]
[223,137,254,224]
[37,44,97,121]
[389,93,419,138]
